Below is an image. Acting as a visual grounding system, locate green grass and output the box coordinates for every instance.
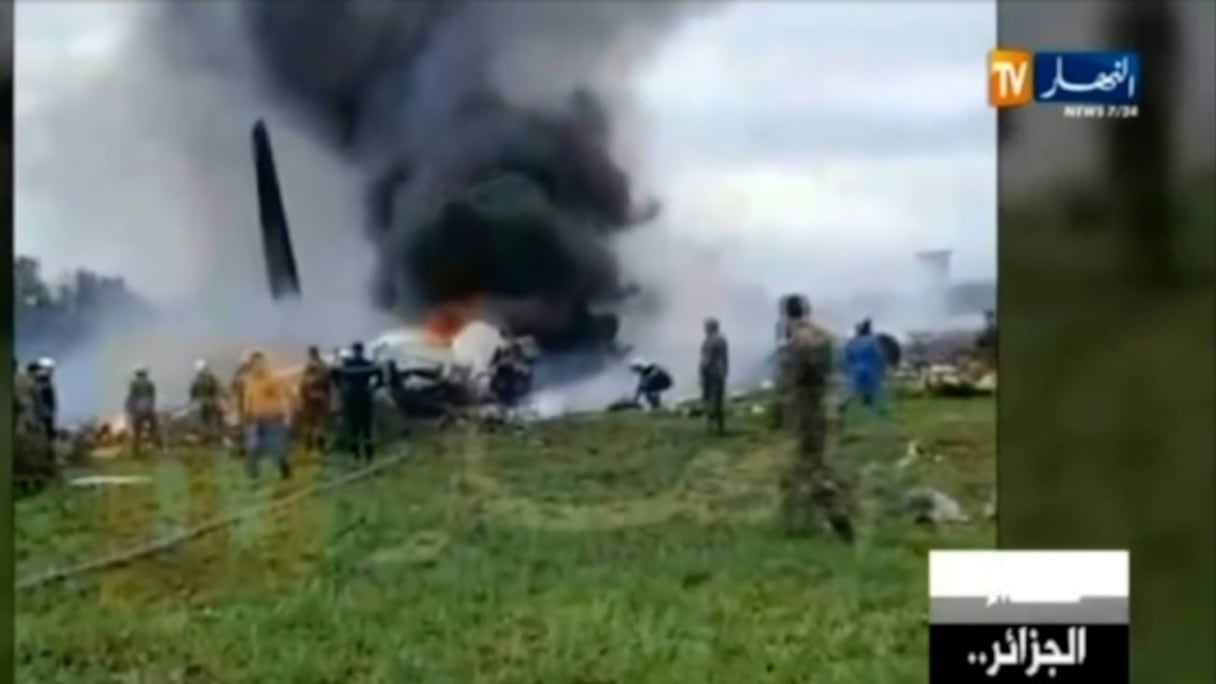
[16,396,993,684]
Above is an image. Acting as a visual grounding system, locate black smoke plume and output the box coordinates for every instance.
[164,1,700,352]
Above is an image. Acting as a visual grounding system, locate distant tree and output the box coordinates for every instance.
[14,255,147,359]
[14,256,51,309]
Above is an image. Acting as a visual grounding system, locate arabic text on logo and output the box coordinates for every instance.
[988,49,1032,108]
[1034,51,1140,106]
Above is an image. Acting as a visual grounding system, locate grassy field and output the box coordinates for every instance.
[16,395,993,684]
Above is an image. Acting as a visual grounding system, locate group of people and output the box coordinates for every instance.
[15,294,896,537]
[627,309,891,435]
[10,342,388,484]
[622,297,899,543]
[15,334,542,485]
[623,318,730,435]
[184,342,383,481]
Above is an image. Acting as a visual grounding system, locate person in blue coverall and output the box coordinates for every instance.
[842,318,886,416]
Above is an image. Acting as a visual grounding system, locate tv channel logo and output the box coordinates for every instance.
[1034,51,1139,105]
[988,49,1033,107]
[989,49,1140,108]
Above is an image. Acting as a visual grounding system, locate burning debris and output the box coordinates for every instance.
[421,299,482,347]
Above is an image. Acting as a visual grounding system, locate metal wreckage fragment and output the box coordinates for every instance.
[252,119,302,301]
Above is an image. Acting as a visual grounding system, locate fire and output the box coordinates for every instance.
[104,412,128,436]
[423,298,479,345]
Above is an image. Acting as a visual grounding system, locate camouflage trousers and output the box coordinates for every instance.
[296,398,331,451]
[129,411,162,456]
[778,402,854,540]
[700,371,727,433]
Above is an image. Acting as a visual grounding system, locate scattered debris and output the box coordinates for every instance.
[896,440,922,470]
[69,475,152,488]
[904,487,970,524]
[895,363,996,399]
[903,329,985,366]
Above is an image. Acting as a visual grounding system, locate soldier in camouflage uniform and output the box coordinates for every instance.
[297,346,334,451]
[230,353,253,456]
[768,294,809,429]
[699,318,730,435]
[126,367,161,457]
[189,359,226,445]
[775,295,855,543]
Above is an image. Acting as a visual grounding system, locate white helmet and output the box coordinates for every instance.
[629,357,648,370]
[38,357,55,369]
[194,359,208,372]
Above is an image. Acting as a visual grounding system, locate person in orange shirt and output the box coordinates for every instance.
[240,351,292,482]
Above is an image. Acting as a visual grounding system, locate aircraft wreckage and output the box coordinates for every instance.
[252,119,633,417]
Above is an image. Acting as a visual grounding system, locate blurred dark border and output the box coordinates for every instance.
[1,2,15,679]
[997,2,1215,682]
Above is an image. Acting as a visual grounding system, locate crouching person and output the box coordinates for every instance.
[629,358,674,410]
[240,351,292,482]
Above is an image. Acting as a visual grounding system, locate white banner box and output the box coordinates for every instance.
[929,550,1130,625]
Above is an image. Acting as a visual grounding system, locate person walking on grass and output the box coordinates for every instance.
[239,351,292,482]
[776,295,854,544]
[840,318,887,419]
[699,317,730,435]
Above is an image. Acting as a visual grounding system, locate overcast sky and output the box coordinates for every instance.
[15,1,997,303]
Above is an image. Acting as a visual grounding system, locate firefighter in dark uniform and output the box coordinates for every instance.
[32,357,58,441]
[629,358,673,410]
[333,342,382,462]
[489,337,533,407]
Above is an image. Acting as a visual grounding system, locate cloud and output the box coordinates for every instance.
[16,0,998,294]
[628,0,996,299]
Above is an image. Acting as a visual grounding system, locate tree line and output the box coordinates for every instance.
[14,255,149,359]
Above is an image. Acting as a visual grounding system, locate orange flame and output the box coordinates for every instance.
[423,298,479,345]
